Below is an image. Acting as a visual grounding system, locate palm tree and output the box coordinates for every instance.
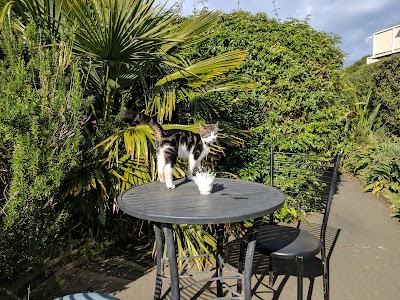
[1,0,250,189]
[1,0,253,265]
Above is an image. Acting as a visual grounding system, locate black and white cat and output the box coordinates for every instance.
[120,110,219,189]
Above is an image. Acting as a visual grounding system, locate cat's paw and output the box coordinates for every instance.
[166,183,176,189]
[158,177,165,183]
[187,174,193,181]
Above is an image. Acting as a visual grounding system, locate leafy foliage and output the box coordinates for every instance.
[344,139,400,216]
[187,12,346,220]
[0,24,91,280]
[0,2,252,282]
[343,53,400,217]
[343,86,382,144]
[344,53,400,136]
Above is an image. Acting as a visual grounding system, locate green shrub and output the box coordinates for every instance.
[343,86,382,145]
[343,51,400,217]
[187,12,346,220]
[344,54,400,136]
[191,15,344,168]
[0,24,92,281]
[343,138,400,215]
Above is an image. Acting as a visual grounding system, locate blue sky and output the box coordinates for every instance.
[160,0,400,66]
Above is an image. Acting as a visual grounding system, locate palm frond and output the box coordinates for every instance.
[0,0,28,30]
[205,80,257,93]
[146,83,177,122]
[18,0,65,34]
[172,224,216,269]
[64,0,180,63]
[156,50,247,87]
[148,50,248,120]
[159,11,221,54]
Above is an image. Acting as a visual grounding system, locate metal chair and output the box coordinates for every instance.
[240,148,341,300]
[54,292,119,300]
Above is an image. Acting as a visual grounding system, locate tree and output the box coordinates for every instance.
[1,1,248,122]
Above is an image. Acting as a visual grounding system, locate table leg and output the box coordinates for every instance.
[153,223,164,300]
[163,223,180,300]
[216,223,224,297]
[243,218,262,300]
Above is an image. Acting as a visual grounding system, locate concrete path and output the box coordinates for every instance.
[325,175,400,299]
[57,175,400,300]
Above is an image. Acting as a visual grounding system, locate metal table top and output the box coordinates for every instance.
[118,178,285,224]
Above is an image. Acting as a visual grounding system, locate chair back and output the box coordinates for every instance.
[269,148,341,240]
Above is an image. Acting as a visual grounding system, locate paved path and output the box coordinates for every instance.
[326,175,400,299]
[58,175,400,300]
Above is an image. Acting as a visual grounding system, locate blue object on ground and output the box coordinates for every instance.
[54,292,119,300]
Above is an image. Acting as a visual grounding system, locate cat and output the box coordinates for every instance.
[120,110,219,189]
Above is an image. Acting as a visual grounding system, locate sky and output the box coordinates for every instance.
[160,0,400,66]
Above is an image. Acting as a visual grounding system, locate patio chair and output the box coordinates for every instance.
[54,292,119,300]
[239,148,341,300]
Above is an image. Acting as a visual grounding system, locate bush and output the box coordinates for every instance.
[343,51,400,218]
[187,12,346,220]
[344,54,400,136]
[343,138,400,216]
[190,12,345,173]
[0,25,92,281]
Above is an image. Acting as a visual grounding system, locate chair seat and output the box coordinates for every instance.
[256,225,322,259]
[54,293,119,300]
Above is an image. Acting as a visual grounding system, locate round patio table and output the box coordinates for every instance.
[118,178,285,300]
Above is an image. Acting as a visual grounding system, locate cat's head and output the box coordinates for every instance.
[199,122,219,145]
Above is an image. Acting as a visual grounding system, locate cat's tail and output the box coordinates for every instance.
[120,110,163,139]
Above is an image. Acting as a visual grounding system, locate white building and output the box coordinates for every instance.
[367,25,400,64]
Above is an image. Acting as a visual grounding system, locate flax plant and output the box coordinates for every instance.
[346,85,381,144]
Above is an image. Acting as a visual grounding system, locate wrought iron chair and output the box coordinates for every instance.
[239,148,341,300]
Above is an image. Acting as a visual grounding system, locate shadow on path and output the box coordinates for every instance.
[54,242,155,299]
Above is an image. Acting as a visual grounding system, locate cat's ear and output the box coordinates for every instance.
[215,121,219,126]
[199,123,205,129]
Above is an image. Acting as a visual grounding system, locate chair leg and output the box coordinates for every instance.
[307,277,315,300]
[322,249,329,300]
[268,256,274,287]
[296,256,304,300]
[237,240,246,294]
[216,224,224,297]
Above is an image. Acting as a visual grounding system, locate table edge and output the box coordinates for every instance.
[117,178,286,224]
